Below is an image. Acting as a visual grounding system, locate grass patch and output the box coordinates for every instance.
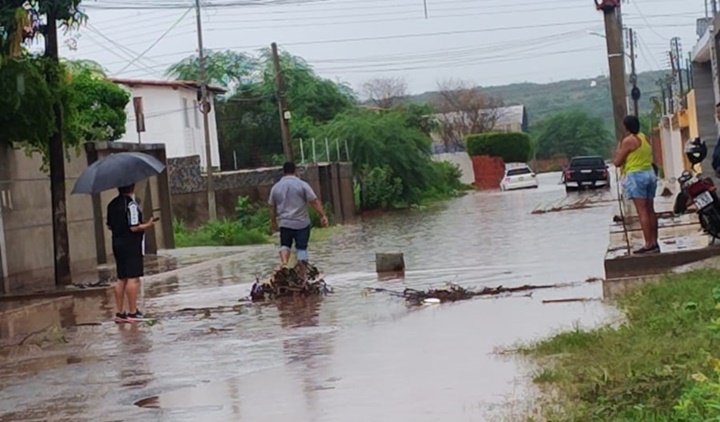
[520,269,720,421]
[174,219,269,247]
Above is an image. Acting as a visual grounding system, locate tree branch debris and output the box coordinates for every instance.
[250,264,332,301]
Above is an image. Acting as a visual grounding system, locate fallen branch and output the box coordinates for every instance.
[250,264,332,301]
[542,298,599,304]
[532,198,593,215]
[369,282,583,305]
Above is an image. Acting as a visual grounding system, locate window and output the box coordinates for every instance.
[193,100,200,128]
[570,157,605,168]
[182,98,189,128]
[507,168,532,177]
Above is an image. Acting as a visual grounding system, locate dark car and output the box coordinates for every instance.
[563,156,610,192]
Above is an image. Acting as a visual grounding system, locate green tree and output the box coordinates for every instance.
[169,48,356,169]
[0,1,87,157]
[67,61,130,142]
[313,108,457,208]
[533,110,614,159]
[165,49,256,94]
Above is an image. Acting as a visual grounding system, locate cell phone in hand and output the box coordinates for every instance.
[152,216,160,222]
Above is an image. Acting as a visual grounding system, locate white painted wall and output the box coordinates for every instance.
[660,118,686,181]
[432,152,474,185]
[116,85,221,170]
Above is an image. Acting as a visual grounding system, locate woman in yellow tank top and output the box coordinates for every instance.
[613,115,658,254]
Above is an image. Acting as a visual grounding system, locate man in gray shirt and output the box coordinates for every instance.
[269,162,328,274]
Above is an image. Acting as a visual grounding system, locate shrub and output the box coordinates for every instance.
[309,202,334,227]
[465,132,532,163]
[432,160,465,191]
[174,219,268,247]
[235,195,271,234]
[359,165,404,210]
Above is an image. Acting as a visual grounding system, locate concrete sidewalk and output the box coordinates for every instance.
[604,178,720,286]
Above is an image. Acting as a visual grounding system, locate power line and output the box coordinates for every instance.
[116,7,193,74]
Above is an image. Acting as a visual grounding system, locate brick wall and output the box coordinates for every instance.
[168,156,355,228]
[471,155,505,190]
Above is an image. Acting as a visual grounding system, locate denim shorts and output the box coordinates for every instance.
[623,169,657,199]
[279,225,311,261]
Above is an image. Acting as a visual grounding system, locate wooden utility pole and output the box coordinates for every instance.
[271,42,294,163]
[628,28,640,116]
[597,1,628,143]
[45,8,72,286]
[194,0,216,220]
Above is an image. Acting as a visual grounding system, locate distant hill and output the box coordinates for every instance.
[407,70,668,130]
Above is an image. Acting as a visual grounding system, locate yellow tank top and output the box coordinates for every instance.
[623,133,653,174]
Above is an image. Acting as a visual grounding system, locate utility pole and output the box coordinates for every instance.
[194,0,216,220]
[671,37,684,106]
[628,28,640,116]
[271,42,294,163]
[596,0,628,143]
[45,8,72,286]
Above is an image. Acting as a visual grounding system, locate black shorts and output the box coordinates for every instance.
[112,238,144,280]
[280,225,311,251]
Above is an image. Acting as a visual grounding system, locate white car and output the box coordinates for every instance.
[501,163,539,191]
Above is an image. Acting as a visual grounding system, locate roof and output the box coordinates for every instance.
[433,105,527,129]
[108,78,227,94]
[493,105,526,127]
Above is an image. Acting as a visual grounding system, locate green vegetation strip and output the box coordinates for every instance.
[520,269,720,421]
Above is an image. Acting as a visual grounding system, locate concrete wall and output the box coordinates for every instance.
[0,146,94,293]
[692,63,720,183]
[168,156,355,228]
[115,85,221,171]
[432,152,474,185]
[0,142,174,294]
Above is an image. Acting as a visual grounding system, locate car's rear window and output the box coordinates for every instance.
[507,168,532,176]
[570,158,605,168]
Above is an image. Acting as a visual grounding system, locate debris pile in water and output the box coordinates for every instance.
[370,282,591,305]
[250,263,331,301]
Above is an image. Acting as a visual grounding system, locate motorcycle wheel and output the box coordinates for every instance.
[700,205,720,240]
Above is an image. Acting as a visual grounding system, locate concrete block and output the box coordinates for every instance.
[376,253,405,273]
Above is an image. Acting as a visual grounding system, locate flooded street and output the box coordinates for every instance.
[0,173,620,421]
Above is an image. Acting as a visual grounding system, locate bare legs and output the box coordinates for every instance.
[114,278,141,314]
[280,248,291,267]
[114,279,127,314]
[632,198,659,249]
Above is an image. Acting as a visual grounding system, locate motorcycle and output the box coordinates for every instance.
[673,137,720,240]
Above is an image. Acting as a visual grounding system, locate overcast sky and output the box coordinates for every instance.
[60,0,704,94]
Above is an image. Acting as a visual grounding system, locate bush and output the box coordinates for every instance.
[235,196,271,234]
[432,160,465,191]
[465,132,532,163]
[359,166,404,210]
[174,219,268,247]
[309,202,334,227]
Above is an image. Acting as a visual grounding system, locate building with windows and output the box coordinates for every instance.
[110,78,225,170]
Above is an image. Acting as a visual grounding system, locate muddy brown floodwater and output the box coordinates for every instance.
[0,173,622,422]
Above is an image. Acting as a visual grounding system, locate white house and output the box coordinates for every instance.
[110,78,225,170]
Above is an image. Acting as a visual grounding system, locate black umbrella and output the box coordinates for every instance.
[71,152,166,195]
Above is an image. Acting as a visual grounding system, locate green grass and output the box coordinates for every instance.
[174,219,269,247]
[519,269,720,421]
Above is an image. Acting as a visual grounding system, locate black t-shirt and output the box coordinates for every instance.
[107,194,143,241]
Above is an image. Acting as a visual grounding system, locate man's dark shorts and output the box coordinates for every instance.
[112,238,144,280]
[279,225,311,261]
